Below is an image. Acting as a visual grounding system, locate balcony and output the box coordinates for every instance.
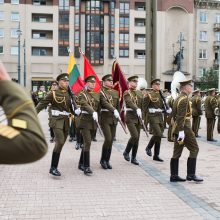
[32,13,53,23]
[32,0,53,6]
[32,30,53,40]
[213,41,220,50]
[213,59,219,69]
[214,23,220,31]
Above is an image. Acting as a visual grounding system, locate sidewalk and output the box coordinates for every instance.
[0,111,220,220]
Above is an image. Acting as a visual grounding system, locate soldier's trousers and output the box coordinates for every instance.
[100,123,117,162]
[172,128,199,159]
[125,122,140,158]
[218,116,220,134]
[150,122,164,143]
[206,118,216,140]
[192,116,201,136]
[69,120,76,138]
[80,128,94,152]
[53,128,69,153]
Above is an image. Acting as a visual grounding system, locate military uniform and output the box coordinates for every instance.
[78,76,100,175]
[167,96,175,142]
[36,73,73,176]
[0,80,47,164]
[217,95,220,134]
[144,79,166,162]
[170,80,203,182]
[191,90,202,137]
[123,76,143,165]
[204,88,218,141]
[100,74,120,169]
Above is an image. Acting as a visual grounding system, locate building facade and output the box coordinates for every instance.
[0,0,146,90]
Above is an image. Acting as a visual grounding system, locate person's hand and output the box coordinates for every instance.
[114,109,120,118]
[177,131,185,141]
[136,108,142,118]
[92,112,98,121]
[74,108,81,116]
[0,62,11,81]
[166,108,172,114]
[149,108,156,113]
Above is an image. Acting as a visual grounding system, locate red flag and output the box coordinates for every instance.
[112,60,128,123]
[82,53,101,92]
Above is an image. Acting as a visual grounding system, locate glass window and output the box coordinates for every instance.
[75,14,80,28]
[0,29,4,37]
[135,50,145,59]
[110,16,115,29]
[215,32,220,41]
[120,2,129,14]
[0,46,3,54]
[11,0,19,4]
[0,0,4,3]
[120,33,129,44]
[32,47,52,56]
[120,17,129,28]
[75,0,80,10]
[11,46,18,55]
[59,30,69,41]
[59,0,69,10]
[58,46,68,56]
[199,49,207,59]
[200,12,207,23]
[11,28,18,38]
[199,31,207,41]
[11,12,20,21]
[75,31,80,44]
[33,0,46,5]
[119,49,129,57]
[59,13,69,25]
[0,11,4,20]
[216,14,220,23]
[198,67,206,77]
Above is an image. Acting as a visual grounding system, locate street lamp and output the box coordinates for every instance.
[16,22,22,84]
[23,39,26,87]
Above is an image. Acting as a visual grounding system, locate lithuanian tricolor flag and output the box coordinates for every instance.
[67,53,84,94]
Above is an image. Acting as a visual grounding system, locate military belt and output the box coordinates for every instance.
[149,108,163,113]
[125,108,133,111]
[81,110,89,114]
[51,110,70,116]
[101,109,109,112]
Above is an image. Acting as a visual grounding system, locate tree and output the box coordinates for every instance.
[196,68,218,90]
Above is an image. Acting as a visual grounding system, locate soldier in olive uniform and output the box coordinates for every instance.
[100,74,120,169]
[0,62,47,164]
[204,88,218,141]
[78,76,100,175]
[191,90,202,137]
[145,79,172,162]
[36,73,73,176]
[216,93,220,134]
[167,95,175,142]
[123,76,143,165]
[170,80,203,182]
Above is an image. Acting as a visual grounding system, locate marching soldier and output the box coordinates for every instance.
[36,73,73,176]
[78,76,100,175]
[191,89,202,137]
[170,79,203,182]
[100,74,120,169]
[163,89,169,129]
[0,62,47,164]
[167,95,175,142]
[145,79,172,162]
[123,75,143,165]
[204,88,218,141]
[216,93,220,133]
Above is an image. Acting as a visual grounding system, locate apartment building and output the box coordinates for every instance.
[0,0,146,90]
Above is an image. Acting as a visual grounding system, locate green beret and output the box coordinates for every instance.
[179,79,193,86]
[85,75,96,83]
[56,73,69,81]
[151,79,160,85]
[127,75,138,82]
[102,74,113,81]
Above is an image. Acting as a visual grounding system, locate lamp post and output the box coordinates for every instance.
[23,39,26,87]
[17,22,22,84]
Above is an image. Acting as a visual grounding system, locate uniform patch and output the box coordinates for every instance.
[12,119,27,129]
[0,124,20,139]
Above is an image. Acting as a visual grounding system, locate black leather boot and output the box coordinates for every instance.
[123,141,133,161]
[153,140,163,162]
[186,158,203,182]
[78,150,84,171]
[84,151,93,175]
[131,143,139,165]
[170,158,186,182]
[49,152,61,176]
[145,137,155,157]
[106,147,112,169]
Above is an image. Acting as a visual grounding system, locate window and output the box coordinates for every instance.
[200,12,207,23]
[59,0,69,10]
[32,47,52,56]
[0,0,4,4]
[75,31,80,44]
[135,34,145,43]
[58,46,68,56]
[59,30,69,41]
[135,50,145,59]
[75,14,80,29]
[11,46,18,55]
[32,32,47,39]
[198,67,206,77]
[0,46,3,54]
[120,2,129,14]
[59,13,69,25]
[199,49,207,59]
[215,32,220,41]
[11,28,18,38]
[11,0,19,4]
[0,29,4,37]
[0,11,4,20]
[119,49,129,57]
[119,33,129,45]
[11,12,19,21]
[216,14,220,23]
[75,0,80,10]
[120,17,129,28]
[135,18,145,27]
[33,0,46,5]
[135,2,145,11]
[199,31,207,41]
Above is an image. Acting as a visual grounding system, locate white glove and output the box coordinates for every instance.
[74,108,81,116]
[149,108,156,113]
[136,108,142,118]
[114,109,120,119]
[177,130,185,141]
[166,108,172,114]
[92,112,98,121]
